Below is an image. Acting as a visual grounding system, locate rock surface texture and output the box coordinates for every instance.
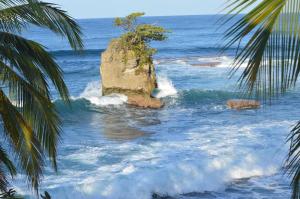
[127,95,163,109]
[227,99,260,110]
[100,39,163,108]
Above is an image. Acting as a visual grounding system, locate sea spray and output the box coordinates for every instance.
[77,81,128,106]
[154,76,178,98]
[79,77,177,106]
[29,120,290,199]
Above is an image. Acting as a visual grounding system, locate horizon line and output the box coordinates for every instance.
[74,13,242,20]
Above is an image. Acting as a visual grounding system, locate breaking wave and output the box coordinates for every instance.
[71,76,177,107]
[74,81,128,106]
[154,76,178,98]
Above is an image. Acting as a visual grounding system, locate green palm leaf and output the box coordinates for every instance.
[287,121,300,198]
[0,59,60,169]
[0,0,83,194]
[0,31,69,101]
[0,146,16,192]
[223,0,300,198]
[0,90,44,191]
[0,0,83,50]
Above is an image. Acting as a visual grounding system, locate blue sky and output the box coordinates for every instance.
[48,0,226,19]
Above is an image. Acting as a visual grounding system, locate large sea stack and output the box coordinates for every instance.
[100,39,163,108]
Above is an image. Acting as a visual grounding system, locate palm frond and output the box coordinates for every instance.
[0,31,69,102]
[0,90,44,191]
[0,0,83,50]
[0,167,8,193]
[223,0,300,98]
[0,59,61,170]
[223,1,300,198]
[0,188,24,199]
[0,146,16,192]
[0,32,65,170]
[0,0,83,194]
[0,146,16,178]
[286,121,300,199]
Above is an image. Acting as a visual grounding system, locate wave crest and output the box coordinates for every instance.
[154,76,178,98]
[75,81,128,106]
[76,76,177,106]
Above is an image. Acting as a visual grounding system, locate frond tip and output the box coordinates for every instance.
[286,121,300,199]
[0,0,83,50]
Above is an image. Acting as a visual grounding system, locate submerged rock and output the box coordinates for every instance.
[100,39,163,108]
[191,62,221,67]
[227,99,260,110]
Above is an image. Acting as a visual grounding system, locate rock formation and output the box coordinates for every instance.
[227,99,260,110]
[100,39,163,108]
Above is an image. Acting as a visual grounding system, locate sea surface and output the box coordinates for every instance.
[16,15,299,199]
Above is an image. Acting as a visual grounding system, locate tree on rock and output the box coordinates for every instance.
[114,12,168,65]
[100,12,168,109]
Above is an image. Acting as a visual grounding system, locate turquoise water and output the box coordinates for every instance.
[15,15,299,199]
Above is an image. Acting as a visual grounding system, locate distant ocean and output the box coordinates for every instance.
[16,15,298,199]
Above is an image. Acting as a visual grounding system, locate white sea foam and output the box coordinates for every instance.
[76,81,128,106]
[76,77,177,105]
[154,76,178,98]
[14,119,293,199]
[201,56,248,68]
[174,59,189,66]
[165,56,248,68]
[153,60,160,65]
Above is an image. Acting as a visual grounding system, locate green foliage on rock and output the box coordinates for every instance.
[114,12,168,65]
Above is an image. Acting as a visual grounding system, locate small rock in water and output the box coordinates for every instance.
[191,62,221,67]
[152,193,174,199]
[227,99,260,110]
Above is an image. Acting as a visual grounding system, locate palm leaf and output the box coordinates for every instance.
[0,167,8,193]
[287,121,300,199]
[0,90,44,191]
[0,146,16,178]
[0,31,69,101]
[0,0,83,193]
[223,0,300,97]
[0,146,16,192]
[0,59,61,170]
[0,0,83,50]
[223,0,300,198]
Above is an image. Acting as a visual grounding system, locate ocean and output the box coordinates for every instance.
[16,15,299,199]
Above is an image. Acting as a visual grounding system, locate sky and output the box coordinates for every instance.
[48,0,227,19]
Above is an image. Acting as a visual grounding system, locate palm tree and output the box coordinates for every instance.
[0,0,82,194]
[223,0,300,198]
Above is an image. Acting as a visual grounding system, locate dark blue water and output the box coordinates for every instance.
[15,15,298,199]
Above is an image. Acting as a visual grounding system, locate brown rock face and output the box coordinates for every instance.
[127,95,164,109]
[100,39,163,108]
[227,99,260,110]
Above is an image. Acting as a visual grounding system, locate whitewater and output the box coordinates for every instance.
[14,15,298,199]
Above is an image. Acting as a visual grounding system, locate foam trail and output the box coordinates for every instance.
[212,56,248,68]
[77,81,128,106]
[175,59,189,66]
[158,56,248,68]
[154,76,178,98]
